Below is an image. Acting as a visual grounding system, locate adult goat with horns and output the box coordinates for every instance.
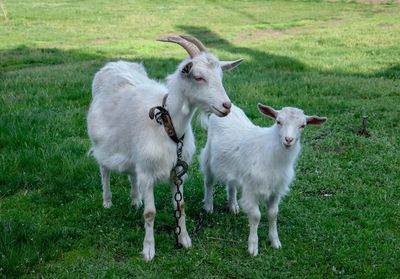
[87,35,243,261]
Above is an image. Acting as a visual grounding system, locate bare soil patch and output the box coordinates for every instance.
[235,28,304,43]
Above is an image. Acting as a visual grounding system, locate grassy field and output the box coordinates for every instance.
[1,0,399,277]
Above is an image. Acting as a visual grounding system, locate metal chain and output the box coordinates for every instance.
[149,100,189,249]
[191,212,204,237]
[171,140,188,248]
[191,183,223,237]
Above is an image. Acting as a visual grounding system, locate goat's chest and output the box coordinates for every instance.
[244,166,294,197]
[136,133,194,182]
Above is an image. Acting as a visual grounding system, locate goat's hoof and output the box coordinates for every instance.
[131,199,143,210]
[142,244,155,262]
[229,204,240,214]
[103,201,112,209]
[248,243,259,256]
[178,233,192,248]
[204,203,213,214]
[271,239,282,249]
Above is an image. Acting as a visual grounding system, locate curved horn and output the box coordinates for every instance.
[180,35,208,52]
[157,36,199,58]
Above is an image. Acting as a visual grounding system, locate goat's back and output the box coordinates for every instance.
[92,61,150,97]
[207,104,253,136]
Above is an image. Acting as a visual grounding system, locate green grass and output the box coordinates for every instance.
[1,0,399,277]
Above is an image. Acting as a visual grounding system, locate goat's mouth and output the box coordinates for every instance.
[211,106,229,117]
[283,143,293,149]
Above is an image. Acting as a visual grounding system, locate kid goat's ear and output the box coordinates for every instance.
[181,61,193,75]
[257,103,278,119]
[306,116,327,125]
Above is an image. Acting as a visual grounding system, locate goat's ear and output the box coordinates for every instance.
[181,61,193,76]
[257,103,278,119]
[306,116,327,125]
[220,58,244,72]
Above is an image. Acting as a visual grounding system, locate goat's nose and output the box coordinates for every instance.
[222,101,232,110]
[285,137,294,144]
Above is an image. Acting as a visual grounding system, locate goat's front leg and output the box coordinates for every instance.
[247,205,261,256]
[140,175,156,261]
[171,179,192,248]
[241,192,261,256]
[100,165,112,208]
[267,195,282,249]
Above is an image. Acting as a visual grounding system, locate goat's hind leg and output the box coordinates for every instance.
[100,165,112,208]
[201,147,214,213]
[203,166,215,213]
[227,182,240,214]
[129,174,142,209]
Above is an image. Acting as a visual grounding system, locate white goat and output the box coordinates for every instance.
[200,103,326,256]
[87,35,243,261]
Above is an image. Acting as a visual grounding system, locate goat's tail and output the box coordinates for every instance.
[197,111,210,130]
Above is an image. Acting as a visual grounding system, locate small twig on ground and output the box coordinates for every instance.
[0,0,8,20]
[311,131,329,141]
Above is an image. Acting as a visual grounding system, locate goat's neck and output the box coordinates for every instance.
[165,88,195,139]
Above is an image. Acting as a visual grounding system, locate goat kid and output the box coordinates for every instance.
[200,103,326,256]
[87,35,243,261]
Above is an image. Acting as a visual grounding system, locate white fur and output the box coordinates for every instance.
[87,50,242,261]
[200,104,325,256]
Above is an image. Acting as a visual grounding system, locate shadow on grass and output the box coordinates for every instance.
[373,64,400,80]
[0,45,105,72]
[176,25,400,80]
[177,25,307,72]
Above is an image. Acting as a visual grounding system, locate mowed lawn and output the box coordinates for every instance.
[1,0,399,277]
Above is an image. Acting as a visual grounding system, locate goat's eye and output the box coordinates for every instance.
[277,121,282,125]
[194,76,205,82]
[300,124,305,129]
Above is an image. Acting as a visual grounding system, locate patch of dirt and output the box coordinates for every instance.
[356,0,400,3]
[235,28,304,43]
[235,18,351,43]
[378,23,395,27]
[92,38,112,45]
[321,18,348,25]
[320,145,348,154]
[330,146,348,153]
[329,0,400,3]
